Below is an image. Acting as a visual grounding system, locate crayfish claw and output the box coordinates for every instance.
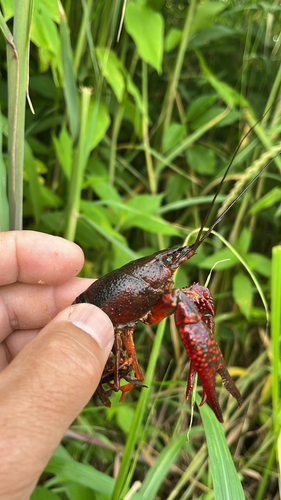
[186,363,196,401]
[199,390,207,407]
[198,372,224,423]
[217,360,243,409]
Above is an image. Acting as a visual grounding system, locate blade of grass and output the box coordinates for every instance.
[142,61,156,194]
[163,0,197,132]
[271,245,281,438]
[6,0,32,229]
[81,215,137,259]
[138,432,188,499]
[198,395,245,500]
[0,109,9,231]
[155,107,230,177]
[112,320,166,500]
[58,0,79,143]
[73,0,93,75]
[64,87,91,241]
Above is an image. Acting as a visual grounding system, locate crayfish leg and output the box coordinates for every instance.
[96,384,112,408]
[113,329,122,392]
[124,328,144,382]
[119,382,136,402]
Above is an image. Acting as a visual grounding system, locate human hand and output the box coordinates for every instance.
[0,231,114,500]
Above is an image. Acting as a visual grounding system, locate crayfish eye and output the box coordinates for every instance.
[163,255,173,265]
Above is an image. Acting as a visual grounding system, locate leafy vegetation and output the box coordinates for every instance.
[0,0,281,498]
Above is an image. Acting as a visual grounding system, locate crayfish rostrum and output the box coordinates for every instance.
[74,118,281,423]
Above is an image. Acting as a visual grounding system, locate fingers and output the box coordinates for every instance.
[0,277,94,342]
[0,303,114,500]
[0,231,84,286]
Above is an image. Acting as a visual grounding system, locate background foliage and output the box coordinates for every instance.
[0,0,281,498]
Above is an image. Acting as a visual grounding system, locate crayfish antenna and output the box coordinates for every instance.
[191,100,281,253]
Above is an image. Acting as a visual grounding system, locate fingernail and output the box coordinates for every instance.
[69,304,114,350]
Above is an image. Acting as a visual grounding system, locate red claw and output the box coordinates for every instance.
[176,285,243,423]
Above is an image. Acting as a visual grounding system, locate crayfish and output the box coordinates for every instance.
[74,116,281,423]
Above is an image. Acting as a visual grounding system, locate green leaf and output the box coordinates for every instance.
[163,122,186,153]
[121,195,179,235]
[198,249,238,270]
[81,214,137,260]
[46,454,115,496]
[0,0,15,20]
[237,227,251,254]
[186,144,216,175]
[30,486,60,500]
[122,212,180,235]
[138,432,188,498]
[80,202,122,238]
[69,483,103,500]
[24,143,42,223]
[165,27,182,52]
[199,396,245,500]
[126,73,144,112]
[38,0,60,23]
[29,75,58,99]
[190,106,241,131]
[191,25,237,48]
[186,94,218,122]
[96,48,125,103]
[122,99,142,138]
[86,100,111,153]
[125,3,164,73]
[115,405,135,435]
[126,194,163,214]
[245,253,272,278]
[196,51,248,108]
[40,185,63,209]
[233,272,253,320]
[248,187,281,215]
[190,2,227,35]
[59,4,79,141]
[52,126,73,180]
[31,1,60,55]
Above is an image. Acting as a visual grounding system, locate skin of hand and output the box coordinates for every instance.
[0,231,114,500]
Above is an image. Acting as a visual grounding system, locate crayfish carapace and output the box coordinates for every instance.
[74,120,281,423]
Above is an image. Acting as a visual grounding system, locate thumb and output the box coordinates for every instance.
[0,303,114,500]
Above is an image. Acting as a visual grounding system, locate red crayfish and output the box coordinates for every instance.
[74,118,280,423]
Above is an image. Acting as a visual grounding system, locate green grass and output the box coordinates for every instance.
[1,0,281,498]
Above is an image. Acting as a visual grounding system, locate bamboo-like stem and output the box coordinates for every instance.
[109,105,124,186]
[271,246,281,437]
[0,110,9,231]
[142,61,156,194]
[163,0,197,133]
[64,87,92,241]
[74,0,93,75]
[7,0,31,230]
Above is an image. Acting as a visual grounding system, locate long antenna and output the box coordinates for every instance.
[190,150,281,252]
[191,105,279,252]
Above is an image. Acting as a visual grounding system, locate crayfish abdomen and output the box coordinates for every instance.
[74,245,242,423]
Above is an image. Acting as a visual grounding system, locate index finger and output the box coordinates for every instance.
[0,231,84,286]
